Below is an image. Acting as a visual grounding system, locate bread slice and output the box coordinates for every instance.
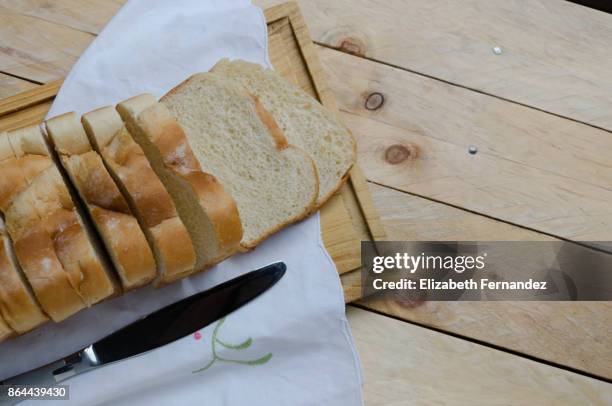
[211,59,356,207]
[82,106,197,286]
[0,217,48,334]
[159,73,319,248]
[5,170,87,322]
[116,94,243,271]
[46,113,157,290]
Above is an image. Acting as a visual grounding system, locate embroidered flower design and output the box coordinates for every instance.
[193,318,273,373]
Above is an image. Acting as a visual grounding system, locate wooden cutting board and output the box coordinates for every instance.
[0,2,384,303]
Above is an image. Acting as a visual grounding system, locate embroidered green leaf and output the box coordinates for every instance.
[216,337,253,350]
[193,318,273,374]
[245,353,272,366]
[192,358,216,374]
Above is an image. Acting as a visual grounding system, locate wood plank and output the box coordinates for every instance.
[0,0,124,35]
[0,100,52,132]
[255,0,612,131]
[0,5,94,83]
[348,307,612,405]
[359,182,612,379]
[0,73,38,99]
[318,46,612,242]
[0,79,62,117]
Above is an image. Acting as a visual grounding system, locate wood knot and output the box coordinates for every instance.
[392,289,427,308]
[365,92,385,111]
[385,144,417,164]
[339,37,365,56]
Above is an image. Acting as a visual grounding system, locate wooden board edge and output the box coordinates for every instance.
[0,79,63,117]
[279,2,387,244]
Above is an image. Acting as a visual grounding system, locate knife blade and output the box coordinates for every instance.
[1,262,286,390]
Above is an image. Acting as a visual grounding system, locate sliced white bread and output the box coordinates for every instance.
[116,94,243,270]
[8,125,118,310]
[46,113,157,290]
[159,74,319,248]
[82,106,197,286]
[211,59,356,207]
[0,217,48,334]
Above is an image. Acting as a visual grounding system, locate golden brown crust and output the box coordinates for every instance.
[10,125,119,306]
[3,126,90,321]
[138,103,243,260]
[63,152,130,214]
[0,220,47,334]
[9,188,86,322]
[0,128,52,213]
[150,217,199,285]
[46,112,156,291]
[82,106,197,285]
[17,166,118,307]
[89,207,156,289]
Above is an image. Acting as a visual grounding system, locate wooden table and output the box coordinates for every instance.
[1,1,611,404]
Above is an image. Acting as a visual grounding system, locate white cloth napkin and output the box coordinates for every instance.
[0,0,363,404]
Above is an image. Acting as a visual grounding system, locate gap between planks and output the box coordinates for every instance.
[350,303,612,384]
[315,42,612,135]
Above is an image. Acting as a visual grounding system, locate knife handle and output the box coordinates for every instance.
[1,346,100,404]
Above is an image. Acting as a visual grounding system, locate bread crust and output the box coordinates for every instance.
[46,113,156,291]
[2,126,91,322]
[0,219,47,334]
[6,182,86,322]
[82,107,197,285]
[0,220,48,334]
[0,129,53,213]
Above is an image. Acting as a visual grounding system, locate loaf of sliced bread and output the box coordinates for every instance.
[211,59,355,206]
[160,74,319,248]
[82,106,197,286]
[46,113,156,290]
[0,217,48,334]
[116,94,243,270]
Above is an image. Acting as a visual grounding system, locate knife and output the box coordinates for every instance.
[1,262,286,394]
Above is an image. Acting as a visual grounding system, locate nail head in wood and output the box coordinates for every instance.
[365,92,385,111]
[468,145,478,155]
[492,46,503,55]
